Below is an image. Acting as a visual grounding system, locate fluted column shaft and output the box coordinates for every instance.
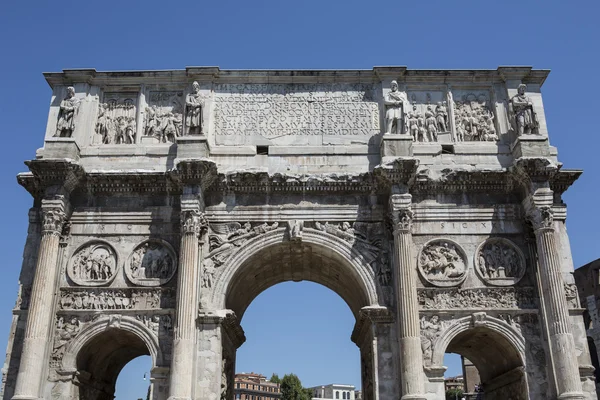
[390,195,425,400]
[532,207,583,400]
[13,206,66,400]
[169,210,206,400]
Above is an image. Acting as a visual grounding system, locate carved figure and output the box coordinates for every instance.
[407,111,419,141]
[96,103,114,143]
[375,251,391,286]
[55,86,79,137]
[419,241,466,285]
[159,112,181,143]
[425,106,438,142]
[202,259,216,288]
[69,243,117,286]
[185,81,204,135]
[383,81,404,135]
[435,101,448,132]
[287,220,304,241]
[420,315,441,364]
[454,95,498,141]
[145,105,160,137]
[52,316,81,363]
[475,238,525,286]
[510,84,539,135]
[128,241,176,286]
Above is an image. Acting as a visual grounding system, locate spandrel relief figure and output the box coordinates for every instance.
[54,86,80,137]
[510,83,539,135]
[383,81,405,135]
[185,81,204,135]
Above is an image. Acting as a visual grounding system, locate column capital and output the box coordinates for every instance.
[389,194,413,232]
[527,206,554,232]
[523,187,555,232]
[40,196,70,235]
[180,210,208,236]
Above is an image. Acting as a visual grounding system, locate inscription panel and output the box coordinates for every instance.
[213,83,380,146]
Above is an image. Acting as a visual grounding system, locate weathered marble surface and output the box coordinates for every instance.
[1,66,593,400]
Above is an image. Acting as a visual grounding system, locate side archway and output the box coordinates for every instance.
[430,314,528,400]
[59,315,164,400]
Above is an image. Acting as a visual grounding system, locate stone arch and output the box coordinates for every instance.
[431,314,527,399]
[211,227,380,319]
[60,315,163,400]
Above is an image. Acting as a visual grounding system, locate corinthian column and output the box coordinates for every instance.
[169,209,207,400]
[528,204,583,400]
[390,194,426,400]
[12,199,67,400]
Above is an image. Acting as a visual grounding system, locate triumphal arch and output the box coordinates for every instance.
[1,66,596,400]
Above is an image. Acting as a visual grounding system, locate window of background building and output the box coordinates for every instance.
[336,392,339,399]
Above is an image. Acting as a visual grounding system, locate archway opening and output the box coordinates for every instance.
[75,328,152,400]
[236,281,361,398]
[444,327,526,400]
[221,239,381,400]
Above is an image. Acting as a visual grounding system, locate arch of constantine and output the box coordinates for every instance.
[0,66,596,400]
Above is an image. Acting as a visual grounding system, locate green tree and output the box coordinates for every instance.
[280,373,310,400]
[445,388,463,400]
[270,373,281,384]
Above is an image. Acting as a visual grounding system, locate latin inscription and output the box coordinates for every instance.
[213,84,379,144]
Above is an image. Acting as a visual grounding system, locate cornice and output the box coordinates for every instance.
[43,66,551,88]
[413,168,516,194]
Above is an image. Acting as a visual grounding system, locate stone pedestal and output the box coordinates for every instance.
[176,135,209,159]
[12,200,67,400]
[380,135,413,162]
[511,134,549,158]
[168,209,206,400]
[390,194,426,400]
[42,138,81,160]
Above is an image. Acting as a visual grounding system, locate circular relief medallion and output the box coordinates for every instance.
[475,238,526,286]
[126,240,177,286]
[418,239,468,287]
[68,241,118,286]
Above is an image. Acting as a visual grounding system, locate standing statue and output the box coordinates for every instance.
[54,86,80,137]
[384,81,404,135]
[425,106,438,142]
[185,81,204,135]
[510,84,539,135]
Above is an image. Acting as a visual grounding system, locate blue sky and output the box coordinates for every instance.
[1,1,600,398]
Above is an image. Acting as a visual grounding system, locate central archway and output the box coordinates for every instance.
[210,227,391,400]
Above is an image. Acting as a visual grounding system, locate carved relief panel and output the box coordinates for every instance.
[94,92,138,145]
[418,239,468,287]
[126,240,177,286]
[452,90,498,142]
[67,241,118,286]
[144,91,185,143]
[474,238,526,286]
[406,91,450,143]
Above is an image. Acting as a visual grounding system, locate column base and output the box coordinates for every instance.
[558,392,585,400]
[400,395,427,400]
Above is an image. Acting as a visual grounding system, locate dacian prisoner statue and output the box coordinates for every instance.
[2,66,596,400]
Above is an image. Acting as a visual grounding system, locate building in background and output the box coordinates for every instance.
[234,373,281,400]
[574,258,600,394]
[309,384,355,400]
[444,375,464,392]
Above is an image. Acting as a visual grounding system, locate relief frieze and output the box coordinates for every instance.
[94,93,137,145]
[417,287,536,310]
[418,239,468,287]
[58,288,175,310]
[144,91,184,143]
[453,91,498,142]
[475,238,526,286]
